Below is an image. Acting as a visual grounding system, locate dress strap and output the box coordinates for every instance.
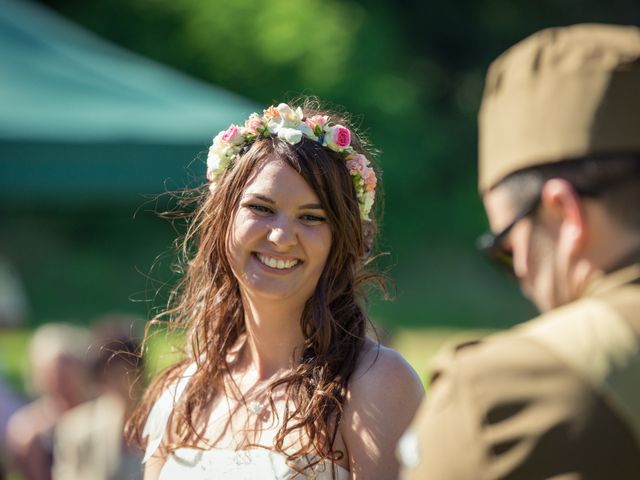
[142,362,198,463]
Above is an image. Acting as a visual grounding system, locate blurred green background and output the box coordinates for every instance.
[2,0,640,391]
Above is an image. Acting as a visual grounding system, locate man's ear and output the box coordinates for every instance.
[540,178,587,257]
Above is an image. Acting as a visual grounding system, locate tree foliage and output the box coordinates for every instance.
[29,0,640,327]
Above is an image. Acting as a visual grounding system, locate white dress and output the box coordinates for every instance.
[143,364,350,480]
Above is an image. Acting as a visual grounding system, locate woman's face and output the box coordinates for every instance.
[227,158,332,307]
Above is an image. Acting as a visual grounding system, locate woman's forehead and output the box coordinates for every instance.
[243,159,322,205]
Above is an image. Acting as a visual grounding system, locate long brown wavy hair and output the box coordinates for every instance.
[126,99,386,475]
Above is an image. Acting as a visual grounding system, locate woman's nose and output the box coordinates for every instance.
[267,217,297,247]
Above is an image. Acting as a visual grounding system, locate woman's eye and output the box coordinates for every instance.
[300,214,327,225]
[248,204,273,215]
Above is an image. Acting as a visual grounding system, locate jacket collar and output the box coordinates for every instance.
[584,250,640,297]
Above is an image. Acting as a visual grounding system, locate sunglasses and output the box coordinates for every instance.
[476,183,610,274]
[476,194,541,274]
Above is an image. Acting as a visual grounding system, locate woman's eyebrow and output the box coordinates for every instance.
[299,203,324,210]
[243,193,275,204]
[244,193,324,210]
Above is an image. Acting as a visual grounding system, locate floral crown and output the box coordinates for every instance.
[206,103,377,221]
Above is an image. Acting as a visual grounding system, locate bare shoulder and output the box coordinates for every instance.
[340,340,425,478]
[349,340,424,400]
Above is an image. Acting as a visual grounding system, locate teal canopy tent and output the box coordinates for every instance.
[0,0,257,203]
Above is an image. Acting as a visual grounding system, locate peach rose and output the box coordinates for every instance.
[244,113,263,135]
[263,106,280,120]
[306,114,329,133]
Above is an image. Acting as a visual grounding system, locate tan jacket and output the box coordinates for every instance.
[52,393,143,480]
[401,262,640,480]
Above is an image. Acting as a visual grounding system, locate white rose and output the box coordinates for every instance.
[265,118,280,135]
[276,103,304,127]
[295,122,316,140]
[277,127,303,144]
[207,146,222,172]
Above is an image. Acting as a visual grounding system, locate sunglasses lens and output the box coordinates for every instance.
[477,192,542,277]
[493,250,514,275]
[477,234,515,275]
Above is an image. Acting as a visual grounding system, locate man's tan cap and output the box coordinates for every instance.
[478,24,640,192]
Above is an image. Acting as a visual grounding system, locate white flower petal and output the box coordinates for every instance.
[212,131,225,145]
[296,123,316,140]
[361,191,375,219]
[206,149,222,171]
[266,119,280,134]
[277,127,303,144]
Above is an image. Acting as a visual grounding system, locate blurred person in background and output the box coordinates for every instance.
[53,314,144,480]
[401,24,640,479]
[127,99,424,479]
[0,261,28,480]
[5,323,91,480]
[0,374,21,480]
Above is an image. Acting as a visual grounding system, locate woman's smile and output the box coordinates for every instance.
[254,252,302,271]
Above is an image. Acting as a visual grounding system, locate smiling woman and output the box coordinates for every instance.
[126,98,424,479]
[228,159,333,305]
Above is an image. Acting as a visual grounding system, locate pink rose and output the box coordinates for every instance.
[244,114,263,135]
[324,125,351,151]
[221,124,243,145]
[347,160,363,175]
[347,153,367,172]
[347,154,377,192]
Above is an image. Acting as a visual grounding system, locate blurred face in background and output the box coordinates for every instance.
[32,354,88,406]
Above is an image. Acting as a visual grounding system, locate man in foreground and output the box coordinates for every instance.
[401,24,640,479]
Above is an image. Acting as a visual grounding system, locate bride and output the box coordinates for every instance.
[127,99,424,479]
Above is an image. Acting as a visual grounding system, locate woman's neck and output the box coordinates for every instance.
[239,294,306,379]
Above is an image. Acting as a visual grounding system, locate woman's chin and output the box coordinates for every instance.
[241,282,307,304]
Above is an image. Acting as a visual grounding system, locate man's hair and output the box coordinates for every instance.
[497,154,640,229]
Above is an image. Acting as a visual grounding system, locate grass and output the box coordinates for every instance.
[0,330,31,393]
[0,326,498,395]
[390,327,495,386]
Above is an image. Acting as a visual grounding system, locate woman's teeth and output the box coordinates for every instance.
[256,254,299,270]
